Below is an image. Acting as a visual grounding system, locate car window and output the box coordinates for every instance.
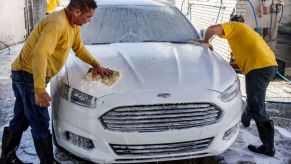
[81,6,200,44]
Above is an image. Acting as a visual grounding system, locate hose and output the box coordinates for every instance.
[265,100,291,104]
[246,0,259,32]
[239,70,291,105]
[265,78,291,105]
[235,0,259,32]
[184,0,290,86]
[0,41,11,55]
[231,1,290,104]
[276,71,291,83]
[242,95,291,104]
[233,1,290,83]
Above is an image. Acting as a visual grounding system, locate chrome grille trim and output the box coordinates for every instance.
[100,103,222,132]
[111,137,213,156]
[115,152,209,162]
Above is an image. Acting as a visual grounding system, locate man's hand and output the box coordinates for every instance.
[199,40,214,51]
[35,91,51,107]
[91,65,114,79]
[199,39,209,44]
[199,39,208,44]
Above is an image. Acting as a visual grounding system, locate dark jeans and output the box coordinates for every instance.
[9,70,50,141]
[245,66,277,123]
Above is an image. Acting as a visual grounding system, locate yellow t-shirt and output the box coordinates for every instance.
[220,22,277,75]
[12,9,99,93]
[46,0,60,14]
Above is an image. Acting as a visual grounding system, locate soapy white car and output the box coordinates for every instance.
[50,0,243,163]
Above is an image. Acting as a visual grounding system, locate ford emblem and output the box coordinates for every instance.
[157,93,171,98]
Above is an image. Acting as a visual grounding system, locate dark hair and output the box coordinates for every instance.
[230,15,244,23]
[68,0,97,13]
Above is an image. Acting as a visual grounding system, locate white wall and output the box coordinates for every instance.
[0,0,26,49]
[244,0,287,28]
[244,0,285,41]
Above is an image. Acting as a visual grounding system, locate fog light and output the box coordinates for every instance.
[64,131,94,150]
[223,123,239,140]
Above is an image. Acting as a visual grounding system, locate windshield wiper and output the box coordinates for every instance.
[89,40,206,45]
[141,40,202,44]
[91,42,112,45]
[142,40,187,43]
[181,39,202,44]
[184,39,214,50]
[142,39,213,50]
[141,40,169,43]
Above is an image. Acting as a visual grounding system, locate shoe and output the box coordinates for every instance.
[0,127,28,164]
[248,145,275,157]
[34,134,60,164]
[248,120,275,157]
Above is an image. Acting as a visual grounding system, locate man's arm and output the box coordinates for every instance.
[72,28,113,78]
[203,24,225,43]
[32,23,61,107]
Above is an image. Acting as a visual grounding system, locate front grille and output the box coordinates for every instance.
[100,103,222,132]
[111,137,213,156]
[115,153,209,162]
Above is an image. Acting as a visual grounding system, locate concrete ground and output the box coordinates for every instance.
[0,44,290,164]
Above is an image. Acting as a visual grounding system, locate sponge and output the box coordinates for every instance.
[87,69,120,86]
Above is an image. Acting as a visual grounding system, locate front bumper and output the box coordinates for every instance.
[51,89,242,163]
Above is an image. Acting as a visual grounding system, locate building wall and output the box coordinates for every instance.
[0,0,46,50]
[32,0,46,27]
[244,0,285,41]
[0,0,27,50]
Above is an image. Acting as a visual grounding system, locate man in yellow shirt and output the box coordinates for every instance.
[0,0,113,163]
[46,0,60,14]
[202,15,278,157]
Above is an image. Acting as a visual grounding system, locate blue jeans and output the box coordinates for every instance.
[9,70,50,141]
[245,66,277,122]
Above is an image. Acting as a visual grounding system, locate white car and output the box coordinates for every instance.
[50,0,243,163]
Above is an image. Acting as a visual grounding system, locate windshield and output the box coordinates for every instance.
[81,6,200,44]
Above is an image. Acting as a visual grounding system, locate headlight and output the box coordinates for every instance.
[58,82,70,100]
[70,88,97,108]
[58,82,97,108]
[219,78,240,102]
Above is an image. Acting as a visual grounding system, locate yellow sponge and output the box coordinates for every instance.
[87,69,120,86]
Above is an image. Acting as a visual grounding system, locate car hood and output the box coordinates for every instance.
[64,42,236,98]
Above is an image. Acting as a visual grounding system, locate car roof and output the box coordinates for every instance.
[96,0,174,7]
